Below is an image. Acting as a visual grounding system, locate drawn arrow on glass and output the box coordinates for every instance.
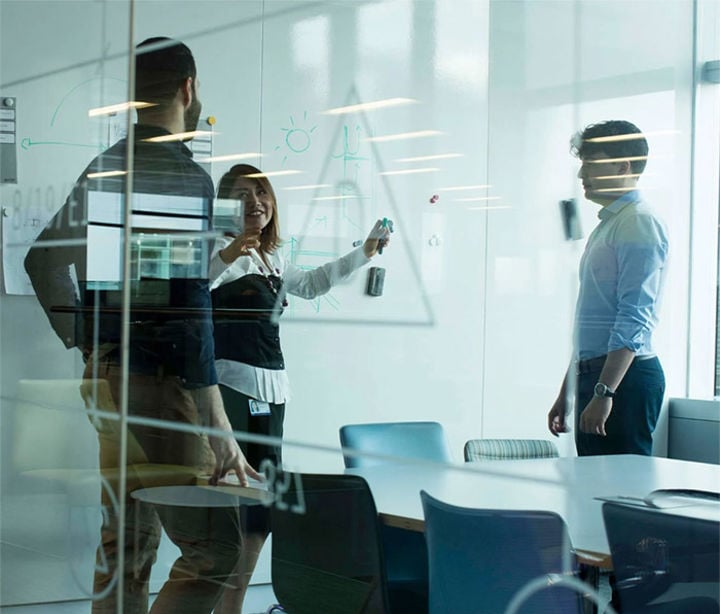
[21,137,101,151]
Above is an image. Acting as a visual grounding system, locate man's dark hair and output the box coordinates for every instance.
[135,37,196,106]
[571,120,649,174]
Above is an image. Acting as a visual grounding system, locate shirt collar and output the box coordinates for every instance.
[133,124,194,158]
[598,189,641,220]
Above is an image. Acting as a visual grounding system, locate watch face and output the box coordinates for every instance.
[594,383,613,397]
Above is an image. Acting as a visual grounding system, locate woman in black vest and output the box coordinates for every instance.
[210,164,390,613]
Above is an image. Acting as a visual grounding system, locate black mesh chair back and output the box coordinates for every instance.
[602,501,720,614]
[270,472,392,614]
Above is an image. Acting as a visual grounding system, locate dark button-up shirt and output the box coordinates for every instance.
[25,124,217,388]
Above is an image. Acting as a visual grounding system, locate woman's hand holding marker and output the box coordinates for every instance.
[363,218,394,258]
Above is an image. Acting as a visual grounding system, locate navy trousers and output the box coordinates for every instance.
[574,357,665,456]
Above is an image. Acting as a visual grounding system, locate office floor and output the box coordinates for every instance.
[1,578,612,614]
[0,583,278,613]
[0,560,279,613]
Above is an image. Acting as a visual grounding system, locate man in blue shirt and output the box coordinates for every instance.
[548,120,668,456]
[25,38,260,612]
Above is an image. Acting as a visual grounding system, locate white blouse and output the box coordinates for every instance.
[209,238,370,403]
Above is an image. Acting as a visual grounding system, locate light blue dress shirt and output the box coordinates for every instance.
[574,190,668,361]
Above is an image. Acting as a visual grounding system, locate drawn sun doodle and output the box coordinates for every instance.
[275,111,317,166]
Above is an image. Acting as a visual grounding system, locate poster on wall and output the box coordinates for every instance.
[1,187,55,295]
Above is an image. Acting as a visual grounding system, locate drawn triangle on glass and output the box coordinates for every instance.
[271,85,434,327]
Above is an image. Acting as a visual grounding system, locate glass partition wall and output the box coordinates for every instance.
[1,0,717,612]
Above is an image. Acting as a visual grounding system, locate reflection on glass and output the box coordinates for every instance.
[3,0,716,612]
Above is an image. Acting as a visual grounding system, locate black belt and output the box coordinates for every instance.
[576,354,655,375]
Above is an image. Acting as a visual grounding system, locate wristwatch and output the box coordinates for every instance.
[593,382,615,399]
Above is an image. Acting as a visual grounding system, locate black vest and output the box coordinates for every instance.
[211,274,285,370]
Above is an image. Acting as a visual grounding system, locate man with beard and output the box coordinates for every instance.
[25,37,259,613]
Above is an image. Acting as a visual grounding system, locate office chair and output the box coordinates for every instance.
[269,472,404,614]
[339,421,453,468]
[464,438,559,462]
[420,490,583,614]
[602,501,720,614]
[462,438,600,599]
[339,421,454,614]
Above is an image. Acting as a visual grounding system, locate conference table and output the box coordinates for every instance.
[345,454,720,568]
[206,454,719,569]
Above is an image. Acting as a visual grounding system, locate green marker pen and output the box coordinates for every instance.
[379,218,388,254]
